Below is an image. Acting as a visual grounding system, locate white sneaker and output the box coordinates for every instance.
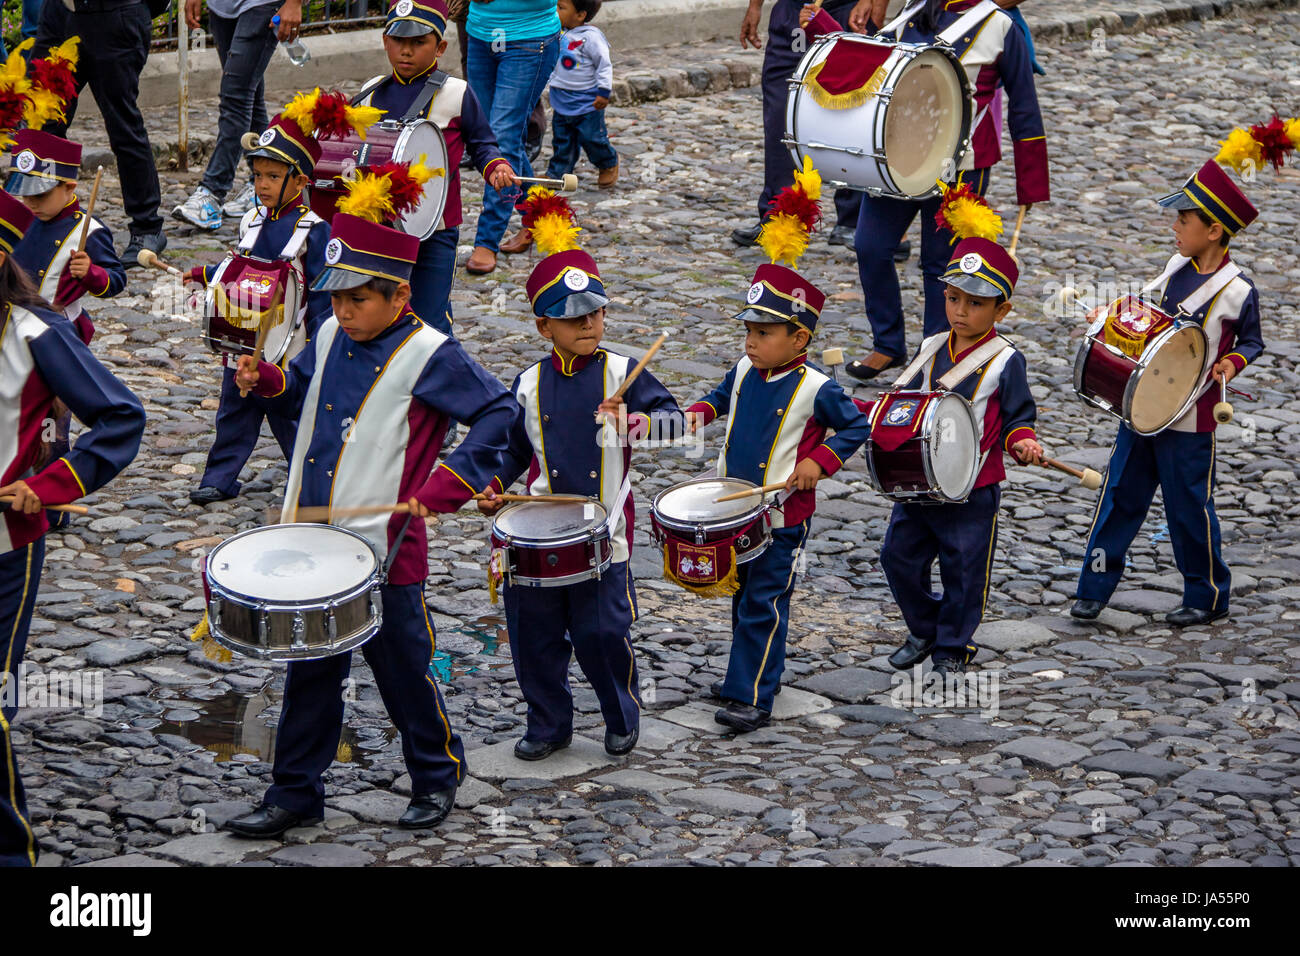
[222,180,257,218]
[172,185,223,230]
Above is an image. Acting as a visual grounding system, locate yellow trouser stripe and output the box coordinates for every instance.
[1,544,37,865]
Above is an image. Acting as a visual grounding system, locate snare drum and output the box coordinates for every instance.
[203,254,305,364]
[650,478,772,592]
[490,498,612,587]
[1073,296,1209,435]
[202,524,383,661]
[785,33,972,199]
[865,390,981,502]
[311,120,450,239]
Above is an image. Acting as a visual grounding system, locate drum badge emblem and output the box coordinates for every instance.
[959,253,982,275]
[563,268,588,291]
[679,556,695,575]
[239,273,275,296]
[258,129,277,147]
[325,238,343,264]
[14,150,35,173]
[395,0,413,16]
[885,399,918,426]
[746,282,764,304]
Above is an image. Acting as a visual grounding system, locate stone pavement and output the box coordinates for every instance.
[15,6,1300,867]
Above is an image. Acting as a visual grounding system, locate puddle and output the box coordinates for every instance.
[431,615,513,684]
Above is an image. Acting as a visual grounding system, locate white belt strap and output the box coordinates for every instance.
[604,470,633,535]
[1140,254,1190,295]
[1140,254,1242,317]
[891,335,950,388]
[936,0,1000,48]
[882,0,926,36]
[240,212,317,261]
[937,335,1010,390]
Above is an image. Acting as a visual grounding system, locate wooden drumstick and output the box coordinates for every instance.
[239,284,285,399]
[1213,371,1234,424]
[0,496,89,515]
[1008,204,1028,260]
[514,173,578,193]
[714,481,788,503]
[473,493,588,503]
[1041,457,1102,491]
[136,248,185,277]
[594,332,669,422]
[76,166,104,254]
[283,493,590,522]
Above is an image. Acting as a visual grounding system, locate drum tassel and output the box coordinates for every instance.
[663,546,741,598]
[188,611,233,664]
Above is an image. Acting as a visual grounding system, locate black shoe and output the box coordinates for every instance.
[930,657,967,679]
[605,725,639,756]
[715,701,770,734]
[1166,606,1229,627]
[731,222,761,246]
[513,735,571,761]
[845,353,904,383]
[893,239,912,263]
[225,805,321,839]
[189,485,235,505]
[888,633,936,670]
[828,224,856,247]
[398,788,456,829]
[1070,599,1105,620]
[123,229,167,267]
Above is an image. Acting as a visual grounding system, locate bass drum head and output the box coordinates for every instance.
[655,478,759,523]
[207,524,378,604]
[494,499,607,543]
[884,48,967,197]
[1128,325,1208,434]
[259,272,304,365]
[929,392,980,500]
[393,120,450,240]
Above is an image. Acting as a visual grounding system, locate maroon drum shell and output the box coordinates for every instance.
[650,511,769,564]
[309,125,408,223]
[490,529,612,584]
[1078,338,1139,411]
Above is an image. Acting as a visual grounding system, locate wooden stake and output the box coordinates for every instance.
[1008,204,1028,259]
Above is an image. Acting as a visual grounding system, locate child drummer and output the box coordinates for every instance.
[685,162,869,733]
[185,101,336,506]
[1072,159,1263,627]
[351,0,518,316]
[478,192,682,760]
[874,236,1042,677]
[225,176,517,838]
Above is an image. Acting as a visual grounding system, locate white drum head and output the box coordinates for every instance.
[207,524,377,603]
[656,479,758,522]
[260,272,304,365]
[1130,325,1207,434]
[929,393,980,499]
[885,49,966,197]
[394,120,450,240]
[495,500,607,541]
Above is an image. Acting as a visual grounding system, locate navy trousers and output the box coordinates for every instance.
[760,0,862,230]
[504,561,640,742]
[0,539,43,868]
[199,364,298,497]
[722,519,810,712]
[546,109,618,176]
[265,583,466,817]
[880,484,1000,662]
[1076,427,1229,612]
[854,168,990,360]
[410,226,458,336]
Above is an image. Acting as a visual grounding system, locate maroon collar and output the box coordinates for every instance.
[947,326,998,363]
[1190,251,1232,274]
[551,348,601,376]
[759,352,808,381]
[265,194,305,221]
[51,198,81,224]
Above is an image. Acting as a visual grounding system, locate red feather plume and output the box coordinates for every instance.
[311,91,355,141]
[1249,114,1294,172]
[0,91,25,131]
[520,190,574,230]
[29,57,76,105]
[767,185,821,232]
[365,160,423,218]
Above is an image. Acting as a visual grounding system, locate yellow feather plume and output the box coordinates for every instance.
[0,132,13,151]
[945,196,1003,241]
[23,87,66,130]
[47,36,79,69]
[792,154,822,202]
[0,40,32,96]
[1215,126,1262,174]
[338,171,395,223]
[346,103,385,140]
[758,213,810,268]
[1286,117,1300,151]
[533,215,581,256]
[282,87,323,134]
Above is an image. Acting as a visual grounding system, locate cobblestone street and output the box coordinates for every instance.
[14,5,1300,867]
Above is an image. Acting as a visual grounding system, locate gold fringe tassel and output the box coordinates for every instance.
[189,611,232,664]
[662,547,742,598]
[801,60,886,111]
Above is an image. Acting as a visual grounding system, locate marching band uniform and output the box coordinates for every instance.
[1074,161,1263,626]
[5,130,126,346]
[687,265,869,727]
[352,0,510,334]
[490,251,682,759]
[874,238,1037,672]
[0,192,145,866]
[848,0,1049,377]
[227,213,516,835]
[190,115,332,505]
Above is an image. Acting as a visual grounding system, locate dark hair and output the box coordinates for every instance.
[1193,209,1231,247]
[571,0,602,23]
[0,253,50,311]
[363,277,401,300]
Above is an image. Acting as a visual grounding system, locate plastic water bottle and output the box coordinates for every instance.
[271,15,310,66]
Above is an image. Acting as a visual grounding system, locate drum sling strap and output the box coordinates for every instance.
[1141,255,1242,317]
[351,70,449,121]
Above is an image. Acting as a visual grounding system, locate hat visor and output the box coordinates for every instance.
[311,266,376,292]
[943,272,1006,299]
[541,290,610,319]
[244,145,305,173]
[1156,189,1199,211]
[4,171,58,196]
[385,19,436,37]
[733,306,791,324]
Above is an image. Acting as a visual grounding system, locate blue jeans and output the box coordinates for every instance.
[466,31,559,252]
[546,109,617,177]
[410,226,458,335]
[201,2,280,200]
